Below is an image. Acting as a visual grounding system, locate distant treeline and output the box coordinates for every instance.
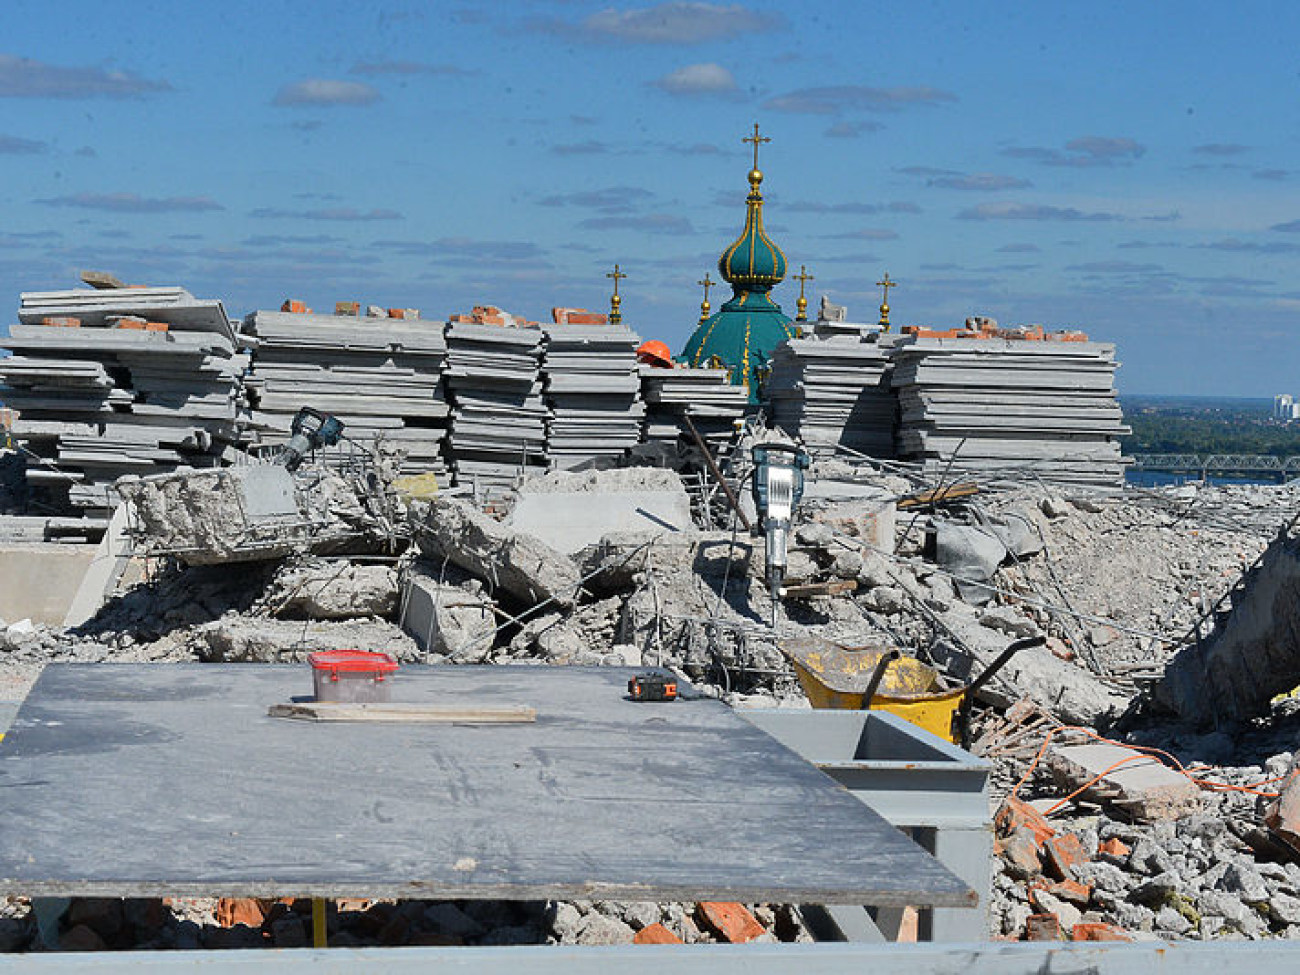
[1119,396,1300,457]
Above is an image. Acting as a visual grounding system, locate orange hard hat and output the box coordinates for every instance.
[636,339,674,368]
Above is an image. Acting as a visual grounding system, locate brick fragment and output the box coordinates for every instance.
[1025,913,1062,941]
[144,321,168,332]
[1071,921,1133,942]
[1096,837,1130,858]
[996,826,1044,878]
[1048,878,1092,906]
[995,796,1056,845]
[281,299,310,314]
[634,922,684,944]
[335,301,361,316]
[696,902,765,944]
[215,897,265,929]
[1043,832,1088,880]
[41,316,81,327]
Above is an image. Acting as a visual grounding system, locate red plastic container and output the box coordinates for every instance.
[308,650,399,703]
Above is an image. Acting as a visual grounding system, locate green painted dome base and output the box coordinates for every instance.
[682,288,796,403]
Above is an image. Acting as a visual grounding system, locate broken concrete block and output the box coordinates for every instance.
[931,610,1128,726]
[1047,743,1202,822]
[267,559,398,620]
[811,499,896,552]
[412,496,580,608]
[193,617,419,663]
[400,563,496,662]
[507,467,692,555]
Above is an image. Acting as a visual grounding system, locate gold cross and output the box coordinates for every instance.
[698,273,714,303]
[743,122,770,171]
[793,265,814,322]
[794,265,814,296]
[876,272,898,330]
[697,272,715,322]
[607,263,627,295]
[607,263,627,323]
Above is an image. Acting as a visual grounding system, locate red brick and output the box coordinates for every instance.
[1048,878,1092,906]
[215,897,265,929]
[996,826,1043,877]
[634,922,684,944]
[697,902,765,944]
[1043,832,1088,880]
[995,796,1055,845]
[387,308,407,319]
[335,301,361,316]
[1025,913,1062,941]
[1071,922,1133,942]
[281,299,309,313]
[1096,837,1130,858]
[42,316,81,327]
[144,321,168,332]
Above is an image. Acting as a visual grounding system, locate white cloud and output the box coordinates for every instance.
[272,79,380,107]
[652,63,737,95]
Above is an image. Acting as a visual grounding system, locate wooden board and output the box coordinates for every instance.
[0,664,974,908]
[268,702,537,723]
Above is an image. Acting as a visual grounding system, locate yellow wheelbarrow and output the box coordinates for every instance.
[780,635,1044,747]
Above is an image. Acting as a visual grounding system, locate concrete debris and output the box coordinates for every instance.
[192,617,418,663]
[262,558,398,620]
[118,463,399,565]
[411,495,581,608]
[399,560,497,661]
[1047,743,1203,822]
[1155,528,1300,725]
[507,467,692,555]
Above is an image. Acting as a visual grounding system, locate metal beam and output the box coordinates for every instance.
[3,941,1300,973]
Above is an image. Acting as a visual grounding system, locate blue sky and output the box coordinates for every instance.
[1,1,1297,395]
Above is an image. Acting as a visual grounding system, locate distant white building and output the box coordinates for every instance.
[1275,394,1300,421]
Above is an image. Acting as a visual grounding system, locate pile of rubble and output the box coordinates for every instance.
[2,452,1300,948]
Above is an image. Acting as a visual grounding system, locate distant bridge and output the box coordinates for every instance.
[1130,454,1300,477]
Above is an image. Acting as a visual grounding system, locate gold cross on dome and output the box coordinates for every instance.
[793,265,814,322]
[607,263,627,294]
[876,272,898,330]
[697,272,714,303]
[607,263,627,324]
[743,122,770,170]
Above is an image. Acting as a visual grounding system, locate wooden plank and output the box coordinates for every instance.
[268,702,537,724]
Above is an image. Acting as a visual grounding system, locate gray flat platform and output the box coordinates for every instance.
[0,664,972,907]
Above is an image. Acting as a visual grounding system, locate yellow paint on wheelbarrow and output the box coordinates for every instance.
[782,636,965,744]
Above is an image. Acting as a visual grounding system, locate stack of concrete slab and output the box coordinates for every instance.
[767,332,896,458]
[891,337,1128,489]
[242,310,450,478]
[640,365,749,450]
[541,323,644,469]
[0,287,245,531]
[444,322,547,493]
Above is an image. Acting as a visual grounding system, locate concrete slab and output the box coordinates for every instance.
[0,664,974,907]
[1047,743,1201,822]
[508,490,692,555]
